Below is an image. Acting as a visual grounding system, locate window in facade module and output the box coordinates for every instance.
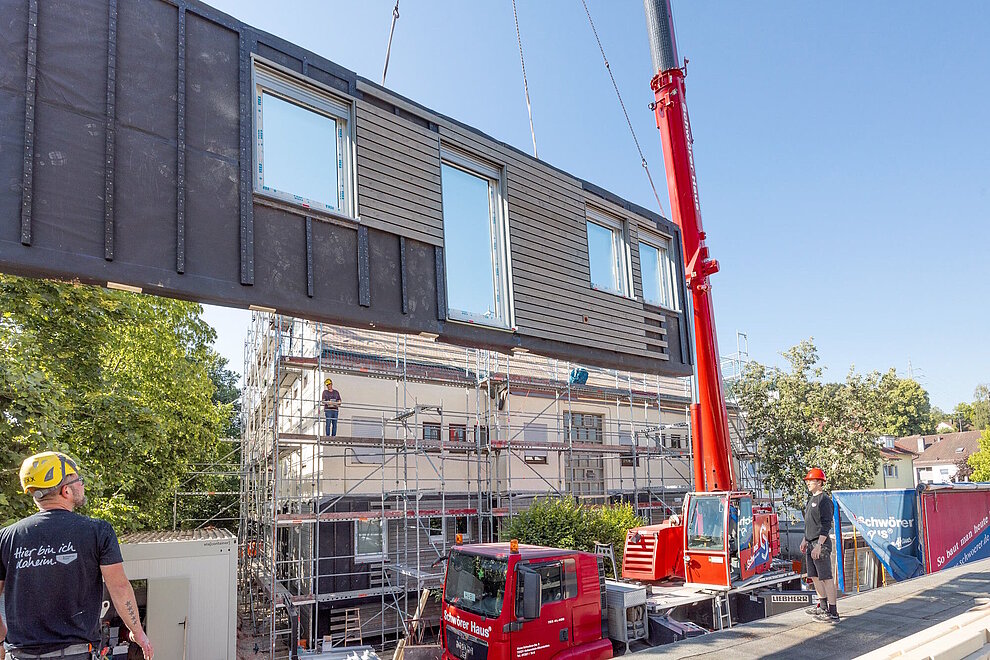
[440,148,512,328]
[620,430,639,467]
[586,209,630,296]
[449,424,467,444]
[355,518,385,562]
[455,516,472,540]
[253,62,353,215]
[423,422,441,444]
[639,234,680,311]
[429,517,444,541]
[523,422,549,464]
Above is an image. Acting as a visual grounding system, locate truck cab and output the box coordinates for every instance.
[682,491,779,588]
[441,542,613,660]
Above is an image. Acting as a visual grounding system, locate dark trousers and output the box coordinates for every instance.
[325,409,338,436]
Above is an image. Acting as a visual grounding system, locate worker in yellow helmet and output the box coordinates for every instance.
[322,377,342,437]
[0,452,154,660]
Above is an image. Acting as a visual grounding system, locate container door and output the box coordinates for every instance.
[147,577,190,660]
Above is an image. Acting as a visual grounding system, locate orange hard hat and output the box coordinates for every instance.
[804,467,826,482]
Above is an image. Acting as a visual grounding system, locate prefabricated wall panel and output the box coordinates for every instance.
[0,0,692,376]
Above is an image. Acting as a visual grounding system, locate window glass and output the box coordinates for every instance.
[523,422,548,464]
[423,422,441,443]
[260,93,340,210]
[442,162,505,325]
[535,562,564,603]
[639,238,678,309]
[564,412,603,444]
[686,495,725,550]
[640,242,661,305]
[429,517,444,538]
[444,552,507,619]
[449,424,467,443]
[736,497,753,551]
[355,519,384,560]
[587,221,620,293]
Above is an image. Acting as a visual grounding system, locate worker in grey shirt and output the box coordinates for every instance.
[800,467,839,623]
[0,452,154,660]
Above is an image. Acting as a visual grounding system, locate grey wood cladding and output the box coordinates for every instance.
[353,82,682,360]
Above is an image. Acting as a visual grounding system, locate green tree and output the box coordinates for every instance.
[950,387,990,432]
[0,275,235,531]
[734,340,884,508]
[501,497,644,566]
[968,429,990,482]
[875,370,937,436]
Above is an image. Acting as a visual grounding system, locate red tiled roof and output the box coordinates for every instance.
[913,431,983,466]
[881,445,916,459]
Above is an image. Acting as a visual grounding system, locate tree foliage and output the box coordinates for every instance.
[0,275,238,531]
[951,386,990,432]
[967,429,990,482]
[501,497,644,567]
[733,340,918,508]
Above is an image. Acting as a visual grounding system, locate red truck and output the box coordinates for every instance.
[441,541,613,660]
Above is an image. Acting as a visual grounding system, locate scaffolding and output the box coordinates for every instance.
[239,314,723,657]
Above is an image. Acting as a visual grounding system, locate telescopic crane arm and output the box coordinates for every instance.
[643,0,735,492]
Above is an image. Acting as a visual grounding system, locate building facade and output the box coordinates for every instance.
[240,316,758,651]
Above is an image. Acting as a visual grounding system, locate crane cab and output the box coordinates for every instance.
[682,491,779,589]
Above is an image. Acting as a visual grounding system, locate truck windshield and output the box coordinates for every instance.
[444,551,508,619]
[686,496,725,550]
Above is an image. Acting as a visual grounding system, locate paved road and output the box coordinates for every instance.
[634,557,990,659]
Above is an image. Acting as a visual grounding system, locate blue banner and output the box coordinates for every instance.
[832,489,925,583]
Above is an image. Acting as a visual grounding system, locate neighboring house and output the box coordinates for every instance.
[873,435,917,489]
[911,431,983,484]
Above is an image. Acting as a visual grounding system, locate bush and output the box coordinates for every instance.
[501,497,645,566]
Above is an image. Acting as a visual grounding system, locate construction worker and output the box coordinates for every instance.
[322,378,342,437]
[800,467,839,623]
[0,452,154,660]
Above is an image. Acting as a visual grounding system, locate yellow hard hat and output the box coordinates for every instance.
[325,378,332,385]
[19,451,79,494]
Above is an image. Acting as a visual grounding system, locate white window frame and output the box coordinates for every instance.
[439,147,514,329]
[638,231,681,311]
[454,516,472,541]
[252,59,356,217]
[354,518,386,563]
[428,517,445,542]
[586,208,632,297]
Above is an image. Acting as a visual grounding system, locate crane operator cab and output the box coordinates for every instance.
[682,491,780,588]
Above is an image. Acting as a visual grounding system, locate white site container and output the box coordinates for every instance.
[119,528,237,660]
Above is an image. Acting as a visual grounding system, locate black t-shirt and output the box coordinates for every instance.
[804,491,834,543]
[0,509,123,652]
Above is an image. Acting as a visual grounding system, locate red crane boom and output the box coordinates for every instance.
[643,0,735,493]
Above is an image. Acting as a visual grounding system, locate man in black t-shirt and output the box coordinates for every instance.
[0,452,154,660]
[801,466,839,624]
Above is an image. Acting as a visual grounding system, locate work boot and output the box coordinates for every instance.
[814,609,839,624]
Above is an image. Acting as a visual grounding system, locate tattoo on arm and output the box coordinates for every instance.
[125,599,140,628]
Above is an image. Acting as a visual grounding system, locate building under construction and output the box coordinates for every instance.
[238,314,761,655]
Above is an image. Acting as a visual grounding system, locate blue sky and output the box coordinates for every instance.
[203,1,989,411]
